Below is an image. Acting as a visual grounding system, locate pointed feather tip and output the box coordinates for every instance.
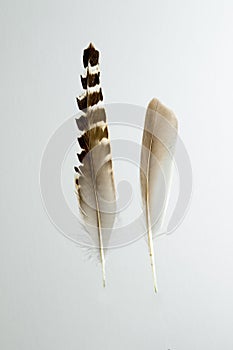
[89,42,95,49]
[147,98,178,130]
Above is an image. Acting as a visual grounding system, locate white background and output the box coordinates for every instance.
[1,0,233,349]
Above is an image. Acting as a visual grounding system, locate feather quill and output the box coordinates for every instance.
[75,43,116,287]
[140,98,178,292]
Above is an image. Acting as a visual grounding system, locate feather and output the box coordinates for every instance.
[140,98,178,292]
[74,43,116,287]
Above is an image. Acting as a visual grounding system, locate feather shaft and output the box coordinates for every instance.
[90,150,106,287]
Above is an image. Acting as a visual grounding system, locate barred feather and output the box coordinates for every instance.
[74,43,116,287]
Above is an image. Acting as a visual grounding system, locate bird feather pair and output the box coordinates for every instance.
[74,43,178,291]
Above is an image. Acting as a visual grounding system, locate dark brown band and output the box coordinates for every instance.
[83,43,99,68]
